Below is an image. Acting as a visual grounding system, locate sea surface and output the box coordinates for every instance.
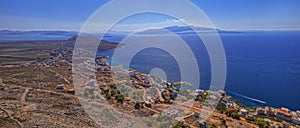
[99,31,300,110]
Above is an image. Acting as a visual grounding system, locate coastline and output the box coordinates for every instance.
[97,48,298,112]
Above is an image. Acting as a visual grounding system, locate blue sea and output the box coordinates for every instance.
[99,31,300,110]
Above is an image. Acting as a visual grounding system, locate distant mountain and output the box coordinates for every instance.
[0,26,242,41]
[0,30,78,35]
[137,26,240,35]
[0,30,78,40]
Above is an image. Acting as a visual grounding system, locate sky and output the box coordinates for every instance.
[1,0,300,31]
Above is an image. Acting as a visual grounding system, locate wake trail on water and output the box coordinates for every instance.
[227,90,267,104]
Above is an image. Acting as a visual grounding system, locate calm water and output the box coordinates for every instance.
[100,31,300,110]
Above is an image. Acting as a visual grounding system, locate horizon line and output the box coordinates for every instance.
[1,27,300,33]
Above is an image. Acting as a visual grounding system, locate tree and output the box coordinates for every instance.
[158,120,172,128]
[210,124,217,128]
[221,118,226,125]
[146,120,153,127]
[171,123,181,128]
[109,84,117,89]
[106,92,111,100]
[101,88,109,95]
[255,120,270,128]
[111,89,117,96]
[115,94,124,104]
[225,110,240,120]
[135,102,141,109]
[84,88,89,97]
[231,112,240,120]
[91,94,96,99]
[246,116,255,122]
[216,101,227,113]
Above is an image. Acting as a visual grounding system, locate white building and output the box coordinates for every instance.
[265,106,275,117]
[56,84,64,90]
[292,117,300,126]
[256,107,265,115]
[195,89,204,96]
[240,108,248,116]
[276,109,291,121]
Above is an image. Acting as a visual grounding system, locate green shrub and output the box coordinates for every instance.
[135,102,141,109]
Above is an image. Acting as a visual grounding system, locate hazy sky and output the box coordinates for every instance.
[1,0,300,31]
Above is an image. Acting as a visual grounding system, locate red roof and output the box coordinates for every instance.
[282,121,289,126]
[277,109,291,116]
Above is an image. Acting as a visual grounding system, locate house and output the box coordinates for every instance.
[166,82,172,88]
[265,106,275,117]
[56,85,64,90]
[240,108,248,116]
[282,121,290,128]
[291,117,300,126]
[227,100,235,110]
[256,107,265,115]
[144,101,151,108]
[218,90,226,97]
[281,107,290,112]
[296,111,300,115]
[276,109,292,121]
[68,89,75,95]
[195,89,204,96]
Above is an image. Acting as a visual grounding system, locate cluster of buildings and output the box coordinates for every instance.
[256,106,300,126]
[212,90,300,127]
[199,90,300,127]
